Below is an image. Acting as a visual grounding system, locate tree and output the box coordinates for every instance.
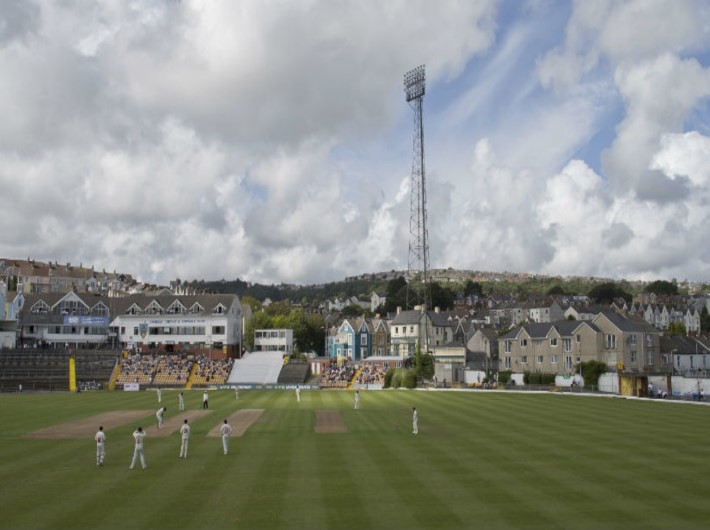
[414,345,434,379]
[463,280,483,297]
[430,281,455,310]
[577,360,607,388]
[383,276,408,313]
[341,304,364,318]
[547,285,567,296]
[645,280,678,296]
[668,321,687,336]
[240,295,261,313]
[701,306,710,334]
[588,282,631,304]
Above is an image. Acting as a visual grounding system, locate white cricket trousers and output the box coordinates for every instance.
[130,448,146,469]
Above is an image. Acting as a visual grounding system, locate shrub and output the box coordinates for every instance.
[578,360,607,387]
[384,368,394,388]
[403,370,417,389]
[525,372,556,385]
[498,371,512,384]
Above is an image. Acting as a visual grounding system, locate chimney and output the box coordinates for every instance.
[435,307,440,314]
[396,306,401,315]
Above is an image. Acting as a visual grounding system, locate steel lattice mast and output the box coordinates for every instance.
[404,65,430,350]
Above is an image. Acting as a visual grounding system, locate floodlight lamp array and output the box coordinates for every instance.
[404,65,426,101]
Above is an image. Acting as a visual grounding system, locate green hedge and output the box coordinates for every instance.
[523,372,557,385]
[384,368,417,389]
[497,371,512,384]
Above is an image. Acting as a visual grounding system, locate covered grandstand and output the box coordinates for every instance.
[228,351,284,385]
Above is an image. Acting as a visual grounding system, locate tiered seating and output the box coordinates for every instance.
[228,352,283,385]
[277,362,310,384]
[0,350,70,391]
[355,365,385,387]
[191,357,234,386]
[152,354,194,386]
[74,351,119,383]
[320,363,355,389]
[115,353,158,386]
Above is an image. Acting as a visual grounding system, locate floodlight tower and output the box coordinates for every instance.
[404,65,430,350]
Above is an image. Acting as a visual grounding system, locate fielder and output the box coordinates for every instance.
[412,407,418,435]
[220,419,233,455]
[129,427,147,470]
[157,387,162,403]
[179,419,190,459]
[156,406,167,429]
[354,390,361,410]
[295,386,301,403]
[178,391,185,411]
[202,391,209,410]
[235,388,239,401]
[95,426,106,466]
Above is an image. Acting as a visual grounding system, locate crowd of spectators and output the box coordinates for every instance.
[152,354,194,386]
[356,365,385,386]
[77,380,102,391]
[320,363,355,388]
[116,353,159,386]
[192,357,234,386]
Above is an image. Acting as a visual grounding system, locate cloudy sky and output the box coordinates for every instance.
[1,0,709,286]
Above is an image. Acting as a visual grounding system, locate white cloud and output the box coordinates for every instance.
[2,0,710,287]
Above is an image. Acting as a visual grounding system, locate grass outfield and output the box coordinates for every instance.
[1,389,709,530]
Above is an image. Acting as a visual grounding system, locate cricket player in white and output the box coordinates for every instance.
[129,427,147,470]
[179,419,190,458]
[220,419,233,455]
[412,407,418,435]
[295,386,301,402]
[178,391,185,411]
[235,388,239,401]
[157,387,162,403]
[95,426,106,466]
[354,390,361,410]
[202,391,209,409]
[156,406,167,429]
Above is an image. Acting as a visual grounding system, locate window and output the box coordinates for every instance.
[409,326,414,333]
[504,356,511,369]
[630,334,637,345]
[521,355,528,364]
[504,340,511,353]
[31,301,50,314]
[563,339,572,352]
[537,355,543,364]
[606,334,617,349]
[565,356,572,370]
[394,327,399,334]
[212,326,225,335]
[361,334,368,345]
[167,301,186,314]
[520,339,528,347]
[551,355,558,364]
[576,334,581,343]
[662,354,669,365]
[646,351,654,366]
[145,301,163,315]
[646,335,653,347]
[550,338,558,347]
[631,351,637,363]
